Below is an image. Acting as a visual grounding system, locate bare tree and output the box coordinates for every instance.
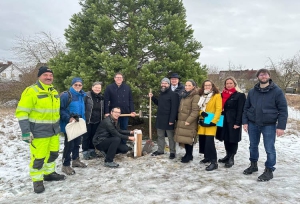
[12,32,66,68]
[267,52,300,92]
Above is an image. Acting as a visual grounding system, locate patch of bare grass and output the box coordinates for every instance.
[286,94,300,110]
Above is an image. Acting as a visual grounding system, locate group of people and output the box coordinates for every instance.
[16,67,136,193]
[149,69,287,181]
[16,66,288,194]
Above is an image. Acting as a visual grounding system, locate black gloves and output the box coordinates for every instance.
[201,112,208,117]
[70,113,80,122]
[198,120,216,127]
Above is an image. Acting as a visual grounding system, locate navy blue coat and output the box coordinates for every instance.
[104,83,135,114]
[242,80,288,129]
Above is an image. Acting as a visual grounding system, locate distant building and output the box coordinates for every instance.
[0,61,23,82]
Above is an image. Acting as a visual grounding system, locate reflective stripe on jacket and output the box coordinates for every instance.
[16,80,60,138]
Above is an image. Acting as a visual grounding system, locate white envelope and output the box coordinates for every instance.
[65,118,87,142]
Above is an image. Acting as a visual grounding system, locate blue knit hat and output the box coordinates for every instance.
[71,77,83,85]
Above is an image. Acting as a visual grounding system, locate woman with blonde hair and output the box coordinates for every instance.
[216,76,246,168]
[198,80,222,171]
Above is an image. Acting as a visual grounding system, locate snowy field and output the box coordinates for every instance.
[0,108,299,204]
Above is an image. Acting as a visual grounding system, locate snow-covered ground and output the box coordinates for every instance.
[0,108,299,204]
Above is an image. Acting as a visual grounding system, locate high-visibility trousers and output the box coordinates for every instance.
[29,134,60,182]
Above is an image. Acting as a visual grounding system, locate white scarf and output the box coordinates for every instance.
[198,91,213,111]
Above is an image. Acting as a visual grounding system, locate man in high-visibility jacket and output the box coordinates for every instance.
[16,66,66,193]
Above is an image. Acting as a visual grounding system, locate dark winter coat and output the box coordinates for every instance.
[85,91,104,124]
[242,79,288,129]
[216,92,246,143]
[104,83,134,114]
[172,83,185,99]
[93,116,131,146]
[152,88,179,130]
[174,88,200,145]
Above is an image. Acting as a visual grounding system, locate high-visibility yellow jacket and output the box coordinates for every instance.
[16,80,60,138]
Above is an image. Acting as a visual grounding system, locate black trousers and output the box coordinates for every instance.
[185,144,193,156]
[199,135,217,161]
[95,137,129,162]
[224,141,238,155]
[82,122,100,152]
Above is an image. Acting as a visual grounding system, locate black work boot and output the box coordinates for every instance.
[33,181,45,193]
[243,162,258,175]
[218,153,229,163]
[257,168,273,181]
[225,154,235,168]
[205,160,218,171]
[44,172,66,181]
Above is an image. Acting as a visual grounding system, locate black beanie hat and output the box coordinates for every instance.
[37,66,53,77]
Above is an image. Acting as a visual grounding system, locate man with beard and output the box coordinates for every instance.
[242,69,288,181]
[149,78,179,159]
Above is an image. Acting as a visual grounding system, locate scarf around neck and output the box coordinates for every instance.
[198,90,213,111]
[222,87,236,108]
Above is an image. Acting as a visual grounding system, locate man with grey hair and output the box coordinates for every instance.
[148,77,179,159]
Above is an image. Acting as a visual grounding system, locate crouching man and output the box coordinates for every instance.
[93,107,135,168]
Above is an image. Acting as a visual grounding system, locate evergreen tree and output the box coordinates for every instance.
[50,0,206,107]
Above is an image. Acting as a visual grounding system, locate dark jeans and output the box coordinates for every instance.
[118,116,129,144]
[199,135,217,161]
[62,133,81,166]
[82,122,100,152]
[224,141,238,155]
[95,137,129,162]
[248,122,276,171]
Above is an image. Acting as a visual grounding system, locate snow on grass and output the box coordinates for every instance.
[0,108,300,203]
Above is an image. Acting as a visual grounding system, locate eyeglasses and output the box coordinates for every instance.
[115,77,123,79]
[73,84,82,87]
[258,73,269,77]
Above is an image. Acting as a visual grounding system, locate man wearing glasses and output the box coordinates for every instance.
[16,66,66,194]
[60,77,88,175]
[242,69,288,181]
[93,107,135,168]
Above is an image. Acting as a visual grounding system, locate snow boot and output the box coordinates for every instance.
[257,168,273,181]
[224,154,235,168]
[72,158,87,168]
[206,160,218,171]
[89,149,98,158]
[44,172,66,181]
[181,154,193,163]
[62,165,76,175]
[218,153,229,163]
[82,151,91,160]
[104,161,119,168]
[33,181,45,194]
[169,153,176,159]
[243,161,258,175]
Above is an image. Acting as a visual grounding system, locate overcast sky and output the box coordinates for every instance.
[1,0,299,70]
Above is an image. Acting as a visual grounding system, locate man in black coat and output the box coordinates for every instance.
[93,107,135,168]
[242,69,288,181]
[149,78,179,159]
[169,73,185,98]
